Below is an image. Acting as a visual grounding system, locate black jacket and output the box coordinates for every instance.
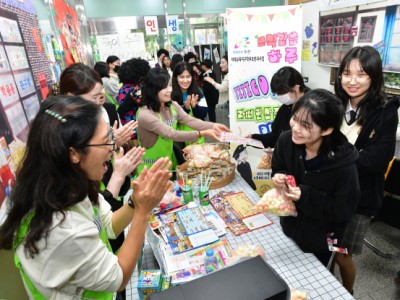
[202,71,220,107]
[272,131,360,253]
[351,97,400,216]
[103,103,120,127]
[252,104,292,148]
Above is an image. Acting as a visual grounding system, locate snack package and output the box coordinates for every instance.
[253,188,297,217]
[187,154,213,168]
[290,288,309,300]
[226,243,266,265]
[257,149,273,169]
[286,175,297,187]
[183,144,230,161]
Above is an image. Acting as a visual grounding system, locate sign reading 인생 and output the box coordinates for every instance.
[226,5,302,196]
[144,16,159,36]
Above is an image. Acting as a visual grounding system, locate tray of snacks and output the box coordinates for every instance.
[176,143,235,189]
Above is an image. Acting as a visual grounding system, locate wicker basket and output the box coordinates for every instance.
[176,157,236,190]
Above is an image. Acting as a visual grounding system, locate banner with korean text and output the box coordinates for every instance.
[226,5,302,195]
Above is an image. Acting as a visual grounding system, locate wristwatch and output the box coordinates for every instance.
[128,196,135,209]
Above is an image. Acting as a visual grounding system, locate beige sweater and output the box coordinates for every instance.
[137,101,214,149]
[341,118,361,145]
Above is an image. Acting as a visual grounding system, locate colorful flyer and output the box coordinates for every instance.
[162,207,219,254]
[210,191,273,236]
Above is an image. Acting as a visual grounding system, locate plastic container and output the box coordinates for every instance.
[204,248,219,274]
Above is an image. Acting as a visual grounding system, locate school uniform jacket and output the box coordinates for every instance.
[351,97,400,216]
[272,130,360,253]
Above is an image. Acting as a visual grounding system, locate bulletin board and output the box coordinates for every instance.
[0,11,39,143]
[96,32,147,62]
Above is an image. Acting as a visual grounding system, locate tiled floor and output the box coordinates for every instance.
[126,106,400,299]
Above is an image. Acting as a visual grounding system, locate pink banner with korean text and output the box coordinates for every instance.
[226,5,302,196]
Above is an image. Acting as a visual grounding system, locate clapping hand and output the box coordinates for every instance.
[113,146,145,179]
[113,120,138,147]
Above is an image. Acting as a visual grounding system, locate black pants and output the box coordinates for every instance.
[208,103,217,122]
[314,252,333,267]
[116,290,126,300]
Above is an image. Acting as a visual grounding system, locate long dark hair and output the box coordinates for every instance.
[271,66,310,95]
[59,63,102,95]
[171,54,183,71]
[141,68,171,112]
[334,46,386,125]
[292,89,348,157]
[171,61,201,106]
[0,96,101,257]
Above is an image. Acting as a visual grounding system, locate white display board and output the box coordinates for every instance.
[226,5,303,195]
[96,32,147,63]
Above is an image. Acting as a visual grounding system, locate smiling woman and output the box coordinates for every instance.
[0,96,172,299]
[75,119,116,182]
[272,89,360,267]
[136,68,230,173]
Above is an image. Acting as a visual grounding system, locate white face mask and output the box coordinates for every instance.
[277,93,295,105]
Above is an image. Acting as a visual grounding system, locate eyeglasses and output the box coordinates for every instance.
[84,128,116,151]
[340,74,370,84]
[85,141,116,151]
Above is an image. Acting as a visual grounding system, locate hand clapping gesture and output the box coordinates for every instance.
[185,94,199,110]
[113,120,138,147]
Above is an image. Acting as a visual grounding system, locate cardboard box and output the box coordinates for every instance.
[149,256,290,300]
[137,270,163,300]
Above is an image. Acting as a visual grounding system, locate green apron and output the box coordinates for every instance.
[105,92,119,110]
[137,105,179,174]
[13,208,114,300]
[177,106,205,146]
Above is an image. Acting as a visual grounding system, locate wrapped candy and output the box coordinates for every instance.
[187,154,213,168]
[183,144,230,161]
[253,188,297,217]
[226,243,266,265]
[290,289,309,300]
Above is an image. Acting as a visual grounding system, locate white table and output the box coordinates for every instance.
[126,174,354,300]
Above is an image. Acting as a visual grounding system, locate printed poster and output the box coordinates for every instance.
[226,5,302,195]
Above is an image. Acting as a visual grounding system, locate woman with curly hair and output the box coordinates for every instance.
[117,58,150,138]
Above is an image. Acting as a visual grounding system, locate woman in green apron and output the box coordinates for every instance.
[172,61,209,146]
[137,68,230,174]
[0,96,172,299]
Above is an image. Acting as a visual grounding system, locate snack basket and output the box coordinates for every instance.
[177,143,235,190]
